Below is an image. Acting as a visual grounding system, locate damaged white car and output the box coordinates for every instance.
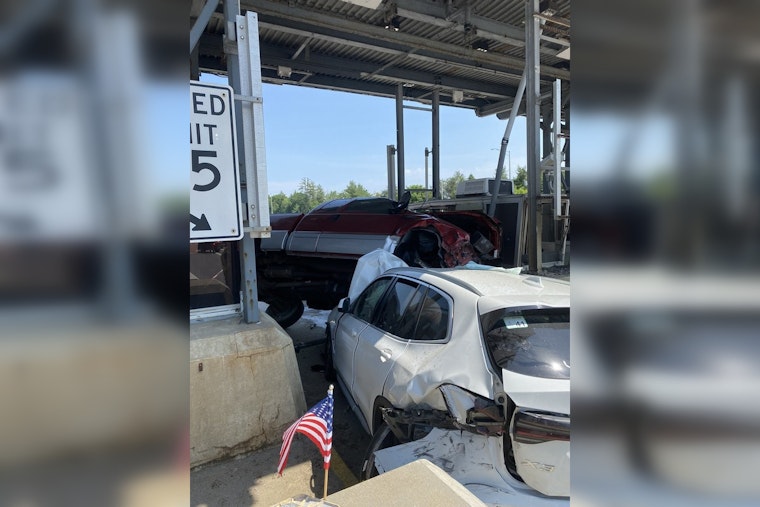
[326,266,570,506]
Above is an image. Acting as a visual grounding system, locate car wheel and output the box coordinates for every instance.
[265,296,304,328]
[361,422,399,481]
[323,329,336,381]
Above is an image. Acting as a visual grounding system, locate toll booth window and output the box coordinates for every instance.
[190,241,241,309]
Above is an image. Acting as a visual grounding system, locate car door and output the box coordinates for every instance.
[352,278,426,431]
[380,286,455,410]
[333,277,393,398]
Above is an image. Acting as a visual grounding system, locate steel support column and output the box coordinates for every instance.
[387,145,397,201]
[489,71,526,217]
[396,83,405,197]
[526,0,541,272]
[554,78,562,219]
[432,89,440,199]
[225,0,261,323]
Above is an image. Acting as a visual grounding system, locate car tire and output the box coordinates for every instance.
[265,296,304,328]
[323,329,336,381]
[361,422,399,481]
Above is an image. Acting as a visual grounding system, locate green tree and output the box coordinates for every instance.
[269,192,290,214]
[513,165,527,194]
[406,184,429,203]
[341,180,372,198]
[279,178,324,213]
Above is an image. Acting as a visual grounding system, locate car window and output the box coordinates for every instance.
[481,307,569,379]
[393,285,426,339]
[412,288,450,341]
[375,279,421,338]
[312,198,351,212]
[341,198,395,214]
[351,277,392,323]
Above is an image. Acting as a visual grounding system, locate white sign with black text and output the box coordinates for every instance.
[190,81,242,242]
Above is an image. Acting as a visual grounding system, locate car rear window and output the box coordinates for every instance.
[481,307,569,379]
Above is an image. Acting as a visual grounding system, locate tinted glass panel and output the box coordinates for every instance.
[413,289,449,341]
[311,199,351,212]
[341,198,395,214]
[375,279,420,338]
[393,286,426,340]
[190,242,240,309]
[481,307,569,379]
[351,277,392,323]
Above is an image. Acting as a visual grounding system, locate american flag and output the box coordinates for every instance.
[277,389,334,476]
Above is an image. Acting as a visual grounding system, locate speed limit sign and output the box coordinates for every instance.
[189,81,243,242]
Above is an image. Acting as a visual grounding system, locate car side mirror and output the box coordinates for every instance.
[337,297,350,313]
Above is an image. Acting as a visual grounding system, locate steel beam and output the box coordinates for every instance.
[394,0,525,40]
[526,0,541,273]
[432,89,440,199]
[554,78,561,219]
[257,44,516,99]
[254,66,494,110]
[255,20,531,84]
[224,0,261,323]
[242,1,570,80]
[396,83,405,197]
[489,71,526,217]
[395,1,566,58]
[190,0,220,54]
[387,145,397,201]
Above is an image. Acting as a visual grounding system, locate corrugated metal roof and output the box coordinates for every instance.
[193,0,570,116]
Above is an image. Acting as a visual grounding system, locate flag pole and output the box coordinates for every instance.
[323,384,334,499]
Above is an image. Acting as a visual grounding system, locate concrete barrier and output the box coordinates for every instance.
[326,459,487,506]
[190,313,306,467]
[0,321,187,466]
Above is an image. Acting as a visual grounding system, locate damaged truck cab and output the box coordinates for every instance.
[256,195,500,327]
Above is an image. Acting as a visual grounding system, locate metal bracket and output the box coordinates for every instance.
[234,94,263,104]
[245,226,272,238]
[190,303,242,323]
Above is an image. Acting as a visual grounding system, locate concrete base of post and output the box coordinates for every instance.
[190,313,306,468]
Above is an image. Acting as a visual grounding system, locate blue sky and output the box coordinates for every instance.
[198,73,527,196]
[259,83,527,196]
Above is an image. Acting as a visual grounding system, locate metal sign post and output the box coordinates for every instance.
[223,2,271,323]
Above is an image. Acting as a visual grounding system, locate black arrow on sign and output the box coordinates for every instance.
[190,213,211,231]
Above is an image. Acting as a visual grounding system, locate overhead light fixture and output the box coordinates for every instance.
[385,15,401,31]
[277,65,292,78]
[472,39,489,52]
[452,90,464,103]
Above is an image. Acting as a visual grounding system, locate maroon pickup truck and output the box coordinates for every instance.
[255,194,501,327]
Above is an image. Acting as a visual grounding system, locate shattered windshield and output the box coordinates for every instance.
[481,307,569,379]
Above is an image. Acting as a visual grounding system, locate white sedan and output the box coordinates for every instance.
[326,266,570,505]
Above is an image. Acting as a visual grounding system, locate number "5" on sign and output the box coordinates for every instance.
[192,150,221,192]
